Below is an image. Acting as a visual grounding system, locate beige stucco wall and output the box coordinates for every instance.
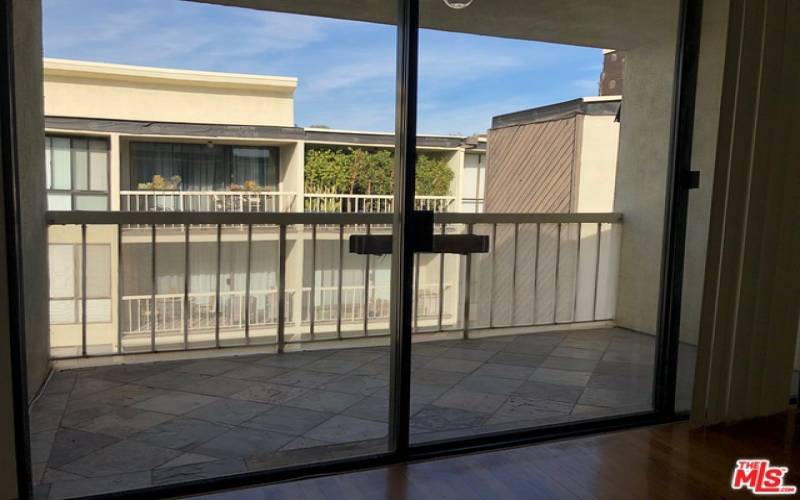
[43,59,297,127]
[612,30,679,335]
[575,113,619,212]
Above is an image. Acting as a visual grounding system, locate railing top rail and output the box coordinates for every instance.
[303,193,455,200]
[120,190,297,196]
[47,211,623,226]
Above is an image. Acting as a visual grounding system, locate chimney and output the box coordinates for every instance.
[599,49,625,96]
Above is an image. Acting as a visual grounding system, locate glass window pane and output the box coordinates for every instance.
[89,150,108,191]
[49,245,75,299]
[86,299,112,323]
[51,137,72,189]
[74,194,108,211]
[86,245,111,298]
[74,149,89,190]
[49,300,77,325]
[47,193,72,211]
[45,137,52,189]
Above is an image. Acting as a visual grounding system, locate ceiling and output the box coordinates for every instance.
[195,0,680,50]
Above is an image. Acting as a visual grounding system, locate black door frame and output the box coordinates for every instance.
[0,0,702,498]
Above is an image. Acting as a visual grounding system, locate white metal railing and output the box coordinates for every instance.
[121,191,297,213]
[121,290,290,335]
[304,193,455,213]
[301,284,447,324]
[47,211,622,358]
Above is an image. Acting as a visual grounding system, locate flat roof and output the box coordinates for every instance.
[44,58,298,94]
[491,96,622,129]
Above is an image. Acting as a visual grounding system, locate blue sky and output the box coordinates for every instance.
[43,0,602,135]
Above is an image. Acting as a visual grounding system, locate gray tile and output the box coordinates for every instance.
[280,437,330,451]
[422,357,482,374]
[432,388,507,414]
[411,368,466,387]
[303,415,387,444]
[186,398,272,426]
[46,471,151,499]
[269,369,340,388]
[152,458,247,486]
[223,364,288,382]
[324,350,385,364]
[70,407,174,438]
[70,377,123,399]
[350,361,390,379]
[88,363,170,384]
[257,351,328,369]
[593,360,653,376]
[242,405,332,435]
[131,417,230,450]
[181,376,257,397]
[488,352,546,368]
[487,396,573,425]
[304,358,364,374]
[136,370,212,391]
[558,337,610,351]
[587,373,653,391]
[411,406,486,431]
[231,383,307,405]
[133,391,219,415]
[513,333,564,346]
[41,468,83,484]
[176,359,242,376]
[324,375,388,396]
[502,342,556,356]
[473,363,538,380]
[540,356,599,372]
[514,381,584,403]
[578,387,652,408]
[30,430,56,465]
[59,399,117,428]
[412,344,450,357]
[42,372,76,395]
[29,394,69,433]
[81,384,163,407]
[342,396,389,423]
[156,452,220,469]
[192,428,293,460]
[441,347,496,362]
[282,389,363,413]
[550,346,604,360]
[47,428,119,469]
[530,368,591,387]
[455,374,524,395]
[602,349,655,364]
[61,440,179,477]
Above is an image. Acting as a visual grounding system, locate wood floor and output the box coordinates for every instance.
[197,410,800,499]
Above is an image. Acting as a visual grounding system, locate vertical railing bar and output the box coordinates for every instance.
[363,224,371,336]
[336,224,344,340]
[310,224,317,339]
[81,224,88,357]
[244,224,253,345]
[277,224,287,352]
[533,223,540,325]
[116,224,123,354]
[572,223,582,323]
[593,222,602,321]
[511,222,519,326]
[489,223,497,328]
[183,224,190,350]
[437,223,445,332]
[214,224,222,348]
[463,223,474,339]
[413,253,420,331]
[150,224,156,352]
[553,223,562,324]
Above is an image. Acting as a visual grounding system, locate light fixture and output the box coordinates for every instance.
[443,0,474,9]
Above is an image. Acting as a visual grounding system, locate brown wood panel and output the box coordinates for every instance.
[204,411,800,500]
[485,117,577,213]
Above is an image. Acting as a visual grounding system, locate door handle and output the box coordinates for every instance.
[349,210,490,255]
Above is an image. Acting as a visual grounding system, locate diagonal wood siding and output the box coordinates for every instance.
[485,117,577,213]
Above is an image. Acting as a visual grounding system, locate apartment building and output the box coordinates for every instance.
[44,58,489,357]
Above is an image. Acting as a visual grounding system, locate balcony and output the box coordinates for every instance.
[37,210,670,499]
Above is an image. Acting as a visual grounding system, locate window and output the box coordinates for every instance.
[461,152,486,213]
[129,141,280,191]
[48,244,112,324]
[45,135,110,210]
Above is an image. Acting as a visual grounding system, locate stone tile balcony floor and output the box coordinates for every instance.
[30,327,697,499]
